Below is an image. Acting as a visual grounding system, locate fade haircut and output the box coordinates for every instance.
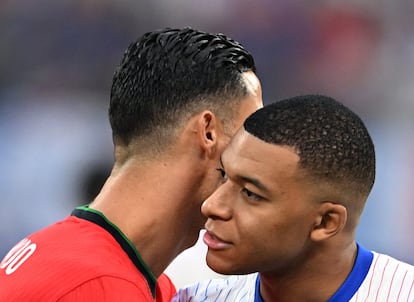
[244,94,376,200]
[109,27,256,153]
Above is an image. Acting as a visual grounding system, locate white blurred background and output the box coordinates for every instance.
[0,0,413,288]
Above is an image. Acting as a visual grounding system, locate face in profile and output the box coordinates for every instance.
[198,71,263,211]
[201,129,321,275]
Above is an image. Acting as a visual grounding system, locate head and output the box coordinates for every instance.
[108,28,262,242]
[202,94,375,275]
[109,27,262,159]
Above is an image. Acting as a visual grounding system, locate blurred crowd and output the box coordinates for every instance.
[1,0,413,287]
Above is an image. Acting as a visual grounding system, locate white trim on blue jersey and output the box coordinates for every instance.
[172,244,414,302]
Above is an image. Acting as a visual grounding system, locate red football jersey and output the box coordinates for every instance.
[0,206,176,301]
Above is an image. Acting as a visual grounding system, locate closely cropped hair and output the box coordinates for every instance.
[244,95,376,199]
[109,27,256,150]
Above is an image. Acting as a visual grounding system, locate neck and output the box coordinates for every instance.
[259,242,357,302]
[89,157,205,277]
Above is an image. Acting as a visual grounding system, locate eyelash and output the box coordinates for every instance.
[216,168,227,180]
[242,188,263,201]
[216,168,264,201]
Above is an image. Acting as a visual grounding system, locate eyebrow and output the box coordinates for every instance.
[220,157,270,193]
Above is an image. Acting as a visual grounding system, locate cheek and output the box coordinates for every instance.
[238,210,308,253]
[237,219,310,272]
[234,213,277,252]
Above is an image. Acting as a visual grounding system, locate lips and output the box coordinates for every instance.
[203,230,232,250]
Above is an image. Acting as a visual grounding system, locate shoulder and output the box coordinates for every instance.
[59,274,177,301]
[172,273,258,302]
[20,216,134,274]
[370,251,414,278]
[0,217,149,300]
[56,275,152,302]
[355,251,414,301]
[156,273,177,302]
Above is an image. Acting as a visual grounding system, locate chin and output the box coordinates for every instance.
[206,258,248,275]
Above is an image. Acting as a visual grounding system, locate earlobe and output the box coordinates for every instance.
[310,202,347,242]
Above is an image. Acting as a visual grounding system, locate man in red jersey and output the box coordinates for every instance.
[0,27,263,301]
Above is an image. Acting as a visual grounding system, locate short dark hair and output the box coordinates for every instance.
[109,27,256,150]
[244,94,376,199]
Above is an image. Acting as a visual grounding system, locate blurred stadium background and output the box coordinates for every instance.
[1,0,413,287]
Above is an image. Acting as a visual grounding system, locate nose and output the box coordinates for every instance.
[201,185,232,221]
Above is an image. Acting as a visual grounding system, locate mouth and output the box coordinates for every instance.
[203,230,232,250]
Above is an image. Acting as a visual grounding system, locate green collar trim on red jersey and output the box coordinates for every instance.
[71,205,157,298]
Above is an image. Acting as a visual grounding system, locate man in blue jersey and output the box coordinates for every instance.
[173,95,414,302]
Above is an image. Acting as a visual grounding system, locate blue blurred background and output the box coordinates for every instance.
[1,0,413,287]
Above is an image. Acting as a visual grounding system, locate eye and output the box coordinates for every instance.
[241,188,263,201]
[216,168,228,181]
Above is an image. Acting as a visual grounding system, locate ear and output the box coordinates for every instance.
[310,202,347,242]
[195,110,221,158]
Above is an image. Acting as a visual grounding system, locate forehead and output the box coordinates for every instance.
[222,129,300,183]
[241,71,262,97]
[233,71,263,126]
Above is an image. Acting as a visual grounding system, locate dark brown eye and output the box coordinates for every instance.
[242,188,263,201]
[216,168,227,180]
